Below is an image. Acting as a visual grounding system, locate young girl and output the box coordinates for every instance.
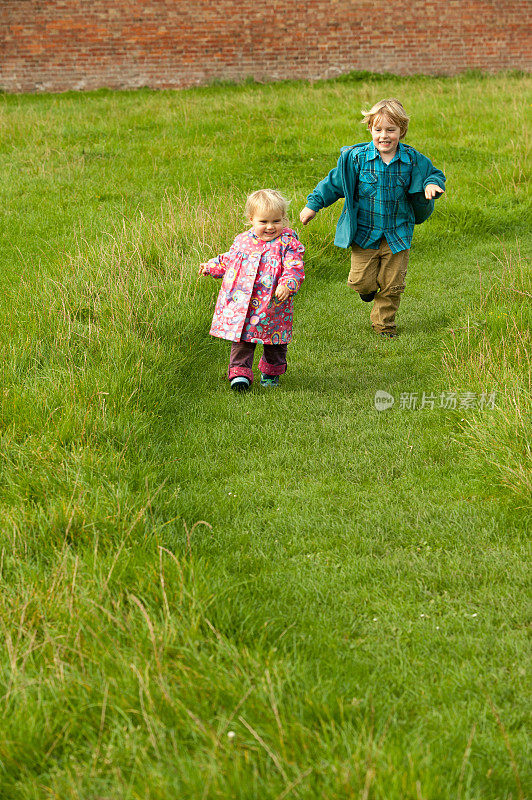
[199,190,305,392]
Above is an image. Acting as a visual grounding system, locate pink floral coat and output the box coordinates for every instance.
[205,228,305,344]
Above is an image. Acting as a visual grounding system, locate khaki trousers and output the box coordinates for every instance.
[348,240,409,332]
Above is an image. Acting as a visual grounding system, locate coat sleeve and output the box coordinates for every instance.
[407,150,446,224]
[204,239,239,278]
[278,233,305,294]
[409,149,446,193]
[422,157,446,193]
[305,152,346,212]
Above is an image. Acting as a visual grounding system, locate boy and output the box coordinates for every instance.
[300,99,445,337]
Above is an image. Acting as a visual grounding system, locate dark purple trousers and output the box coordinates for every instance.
[228,341,288,383]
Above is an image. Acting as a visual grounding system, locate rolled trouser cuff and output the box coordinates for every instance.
[228,366,254,382]
[258,356,287,376]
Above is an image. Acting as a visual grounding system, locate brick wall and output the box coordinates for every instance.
[1,0,530,94]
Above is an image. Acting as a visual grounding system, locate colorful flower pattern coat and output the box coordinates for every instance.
[205,228,305,344]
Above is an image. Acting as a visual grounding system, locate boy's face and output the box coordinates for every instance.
[370,114,401,159]
[249,209,284,241]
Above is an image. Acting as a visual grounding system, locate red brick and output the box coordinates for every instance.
[0,0,530,93]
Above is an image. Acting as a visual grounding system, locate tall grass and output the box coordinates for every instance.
[0,192,218,550]
[443,244,531,510]
[0,73,530,799]
[1,530,411,799]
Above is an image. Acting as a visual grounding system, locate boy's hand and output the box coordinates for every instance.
[275,284,290,302]
[424,184,444,200]
[299,206,317,225]
[199,263,210,276]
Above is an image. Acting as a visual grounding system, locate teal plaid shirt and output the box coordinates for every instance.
[306,141,446,249]
[352,141,417,253]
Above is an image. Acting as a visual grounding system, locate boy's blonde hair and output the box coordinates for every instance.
[245,189,290,222]
[361,99,410,139]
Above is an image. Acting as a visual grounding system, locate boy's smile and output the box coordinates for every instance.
[250,211,284,241]
[370,114,401,162]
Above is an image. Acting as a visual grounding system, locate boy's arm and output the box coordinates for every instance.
[411,150,446,194]
[407,150,446,223]
[305,152,347,213]
[424,165,446,194]
[424,160,445,199]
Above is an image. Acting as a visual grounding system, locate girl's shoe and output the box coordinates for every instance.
[230,376,251,392]
[260,374,279,388]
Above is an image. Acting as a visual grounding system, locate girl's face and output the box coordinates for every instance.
[249,208,285,241]
[370,114,401,160]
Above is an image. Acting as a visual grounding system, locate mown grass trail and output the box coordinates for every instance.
[0,73,530,799]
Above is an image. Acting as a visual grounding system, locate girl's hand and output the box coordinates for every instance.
[199,263,210,276]
[275,284,290,302]
[299,206,317,225]
[424,184,444,200]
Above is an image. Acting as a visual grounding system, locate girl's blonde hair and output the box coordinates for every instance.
[361,99,410,138]
[245,189,290,222]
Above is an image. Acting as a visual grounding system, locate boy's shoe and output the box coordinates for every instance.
[260,374,280,388]
[377,329,398,339]
[360,291,377,302]
[230,376,251,392]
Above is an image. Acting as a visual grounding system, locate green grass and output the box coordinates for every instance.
[0,73,530,799]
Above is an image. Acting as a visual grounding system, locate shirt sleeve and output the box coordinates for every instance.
[278,232,305,294]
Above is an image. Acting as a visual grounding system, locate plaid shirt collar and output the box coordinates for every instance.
[366,141,411,165]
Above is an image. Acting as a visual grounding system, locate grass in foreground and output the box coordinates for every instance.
[0,73,530,799]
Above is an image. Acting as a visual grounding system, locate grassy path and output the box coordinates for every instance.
[0,74,529,798]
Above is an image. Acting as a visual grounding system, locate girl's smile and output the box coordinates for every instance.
[250,211,285,241]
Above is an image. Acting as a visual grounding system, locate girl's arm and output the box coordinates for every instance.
[276,234,305,299]
[200,241,237,278]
